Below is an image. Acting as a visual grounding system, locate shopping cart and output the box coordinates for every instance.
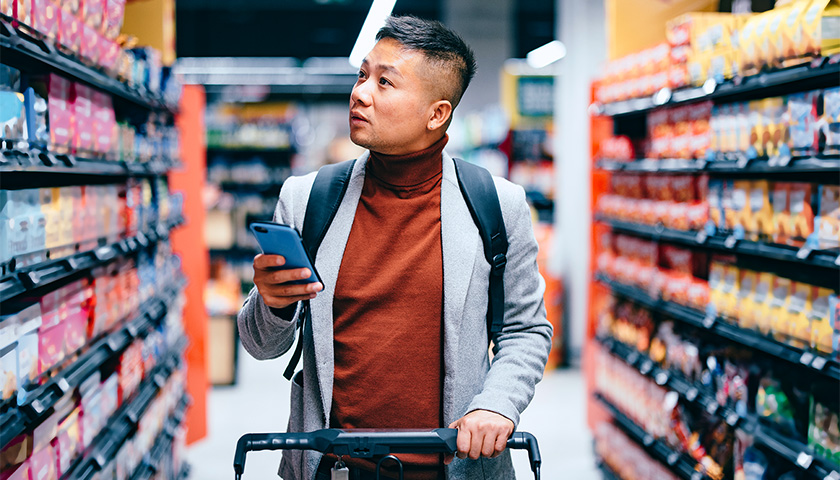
[233,428,542,480]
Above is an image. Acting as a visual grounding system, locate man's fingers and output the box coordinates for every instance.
[467,430,483,460]
[254,254,285,270]
[492,432,508,458]
[443,453,454,465]
[456,428,471,460]
[480,433,497,458]
[262,294,315,308]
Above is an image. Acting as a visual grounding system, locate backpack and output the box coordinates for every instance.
[282,158,508,380]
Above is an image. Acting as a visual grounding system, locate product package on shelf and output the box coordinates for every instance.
[594,422,679,480]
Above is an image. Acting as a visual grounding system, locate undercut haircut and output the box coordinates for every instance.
[376,15,476,109]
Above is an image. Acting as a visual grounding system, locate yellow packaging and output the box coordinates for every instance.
[787,282,814,348]
[769,276,793,341]
[708,48,734,83]
[772,182,794,244]
[708,260,728,317]
[753,12,773,71]
[740,16,759,73]
[688,51,711,87]
[764,97,788,158]
[781,1,812,61]
[733,180,752,237]
[809,288,834,353]
[737,270,759,329]
[800,0,840,58]
[748,180,774,240]
[749,100,767,157]
[753,272,776,335]
[735,103,752,154]
[721,264,741,319]
[40,188,60,250]
[766,5,791,67]
[816,185,840,249]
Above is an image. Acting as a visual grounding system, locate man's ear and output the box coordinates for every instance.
[428,100,453,131]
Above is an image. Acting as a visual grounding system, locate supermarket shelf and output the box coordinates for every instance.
[594,393,709,480]
[596,336,741,427]
[597,335,840,480]
[597,56,840,117]
[0,17,174,114]
[597,275,840,382]
[595,459,622,480]
[206,146,294,156]
[0,149,180,181]
[0,215,184,303]
[0,278,186,450]
[60,339,188,480]
[216,181,282,194]
[596,155,840,178]
[210,246,260,257]
[176,464,191,480]
[128,395,190,480]
[600,218,840,271]
[745,418,840,479]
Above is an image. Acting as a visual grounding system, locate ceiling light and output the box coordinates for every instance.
[526,41,567,69]
[348,0,397,68]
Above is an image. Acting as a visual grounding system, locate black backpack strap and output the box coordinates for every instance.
[283,159,356,380]
[452,158,508,343]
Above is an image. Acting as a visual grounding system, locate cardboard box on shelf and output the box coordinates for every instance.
[789,182,816,246]
[816,185,840,250]
[771,182,793,244]
[810,288,835,354]
[29,74,74,152]
[769,275,793,341]
[787,281,814,348]
[748,180,774,240]
[823,87,840,154]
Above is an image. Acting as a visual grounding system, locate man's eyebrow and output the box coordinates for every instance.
[359,60,404,78]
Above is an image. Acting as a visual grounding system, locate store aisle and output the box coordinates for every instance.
[187,346,598,479]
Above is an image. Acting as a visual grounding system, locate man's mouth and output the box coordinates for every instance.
[350,112,368,123]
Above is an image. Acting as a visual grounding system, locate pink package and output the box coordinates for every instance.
[37,322,66,373]
[63,309,86,355]
[0,462,29,480]
[31,0,59,40]
[79,22,100,65]
[103,0,124,39]
[72,84,94,154]
[80,0,103,29]
[92,91,116,155]
[56,8,82,54]
[27,445,57,480]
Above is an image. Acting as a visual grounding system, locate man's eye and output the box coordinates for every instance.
[357,71,366,79]
[379,77,391,86]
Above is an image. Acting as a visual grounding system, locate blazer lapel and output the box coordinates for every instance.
[440,153,479,424]
[308,153,369,423]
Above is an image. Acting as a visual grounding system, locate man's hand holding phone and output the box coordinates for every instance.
[253,254,323,309]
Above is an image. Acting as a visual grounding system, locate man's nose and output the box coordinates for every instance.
[351,80,372,106]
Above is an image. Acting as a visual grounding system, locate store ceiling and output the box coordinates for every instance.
[176,0,554,60]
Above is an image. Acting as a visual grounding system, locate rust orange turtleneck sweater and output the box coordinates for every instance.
[330,135,447,479]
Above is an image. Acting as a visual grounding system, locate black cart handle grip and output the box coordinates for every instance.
[233,428,540,480]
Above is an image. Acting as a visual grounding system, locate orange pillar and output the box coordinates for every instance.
[171,85,209,444]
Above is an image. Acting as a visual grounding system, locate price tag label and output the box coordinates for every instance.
[736,156,750,169]
[655,372,669,386]
[640,360,654,375]
[706,401,719,415]
[643,435,655,447]
[56,378,71,394]
[703,315,717,329]
[811,356,828,371]
[667,452,679,466]
[695,230,708,244]
[726,412,740,426]
[686,388,699,402]
[779,155,793,167]
[800,352,815,365]
[627,352,640,365]
[835,256,840,267]
[796,246,812,260]
[724,236,738,249]
[825,471,840,480]
[796,452,813,469]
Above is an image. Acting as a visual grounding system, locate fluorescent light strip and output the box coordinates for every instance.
[348,0,397,68]
[526,40,567,69]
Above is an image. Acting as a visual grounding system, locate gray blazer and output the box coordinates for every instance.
[237,151,553,479]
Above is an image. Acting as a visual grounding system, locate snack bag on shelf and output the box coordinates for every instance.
[809,392,840,465]
[730,180,751,238]
[721,263,741,319]
[788,90,820,156]
[672,106,693,159]
[707,258,727,317]
[771,182,793,244]
[735,102,753,155]
[687,51,711,87]
[753,272,776,335]
[830,294,840,359]
[103,0,126,40]
[765,97,788,158]
[669,175,692,230]
[823,87,840,154]
[689,101,713,159]
[765,5,790,68]
[801,0,840,59]
[786,281,814,348]
[815,185,840,250]
[660,245,694,305]
[769,275,793,341]
[30,0,58,41]
[789,182,816,246]
[708,179,724,231]
[648,108,672,159]
[748,100,767,158]
[747,180,774,241]
[809,288,835,354]
[737,269,759,330]
[780,0,811,63]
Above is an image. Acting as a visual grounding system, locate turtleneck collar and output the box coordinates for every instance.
[367,134,447,188]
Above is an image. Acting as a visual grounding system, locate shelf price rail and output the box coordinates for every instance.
[596,275,840,382]
[0,277,186,450]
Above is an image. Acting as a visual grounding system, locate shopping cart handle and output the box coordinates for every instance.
[233,428,540,480]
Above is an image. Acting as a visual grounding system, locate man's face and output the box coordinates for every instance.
[349,38,442,155]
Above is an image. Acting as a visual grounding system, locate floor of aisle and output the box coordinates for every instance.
[187,346,600,479]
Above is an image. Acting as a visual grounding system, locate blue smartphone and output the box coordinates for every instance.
[249,221,321,285]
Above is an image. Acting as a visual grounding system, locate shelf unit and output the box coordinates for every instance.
[0,16,175,114]
[595,393,710,480]
[597,275,840,382]
[597,336,840,479]
[589,37,840,478]
[59,340,188,480]
[596,56,840,118]
[128,396,190,480]
[0,13,189,479]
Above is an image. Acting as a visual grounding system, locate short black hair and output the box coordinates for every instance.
[376,15,476,108]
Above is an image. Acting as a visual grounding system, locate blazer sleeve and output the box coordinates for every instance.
[236,175,306,360]
[466,181,553,426]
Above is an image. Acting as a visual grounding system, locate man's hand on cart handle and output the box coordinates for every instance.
[445,409,515,463]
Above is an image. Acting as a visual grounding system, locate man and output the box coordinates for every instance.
[238,15,552,480]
